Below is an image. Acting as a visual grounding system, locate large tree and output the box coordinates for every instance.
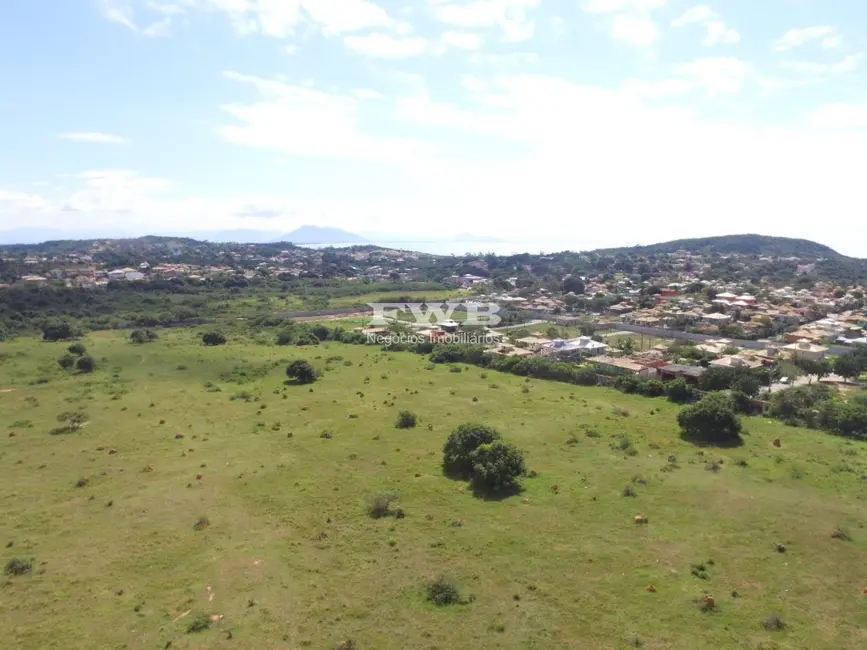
[677,392,743,444]
[286,359,317,384]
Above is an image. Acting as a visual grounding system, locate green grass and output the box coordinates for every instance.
[1,329,867,649]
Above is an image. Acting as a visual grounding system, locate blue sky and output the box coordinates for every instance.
[1,0,867,253]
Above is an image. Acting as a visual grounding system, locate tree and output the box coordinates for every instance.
[67,342,86,356]
[677,392,743,444]
[468,440,526,494]
[202,331,227,346]
[130,329,158,344]
[666,378,695,403]
[614,338,635,354]
[443,423,501,478]
[42,322,80,342]
[731,373,761,397]
[795,357,831,384]
[75,355,96,373]
[562,275,585,294]
[699,366,735,392]
[834,354,863,384]
[286,359,317,384]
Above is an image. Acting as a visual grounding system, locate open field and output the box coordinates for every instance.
[1,330,867,649]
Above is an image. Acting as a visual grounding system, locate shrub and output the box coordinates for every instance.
[367,492,400,519]
[468,440,526,494]
[426,575,461,606]
[677,392,743,445]
[130,329,158,344]
[622,484,637,497]
[443,423,501,477]
[202,331,227,346]
[666,378,695,403]
[572,368,599,386]
[4,557,32,576]
[286,360,317,384]
[75,355,96,373]
[56,411,88,432]
[615,375,639,394]
[186,612,211,633]
[193,517,210,531]
[395,410,418,429]
[762,615,786,631]
[639,379,665,397]
[57,354,76,370]
[42,322,80,342]
[67,342,87,356]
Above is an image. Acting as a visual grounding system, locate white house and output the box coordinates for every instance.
[541,336,608,358]
[783,340,829,361]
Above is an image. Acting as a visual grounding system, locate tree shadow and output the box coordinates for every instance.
[470,481,524,502]
[679,431,745,448]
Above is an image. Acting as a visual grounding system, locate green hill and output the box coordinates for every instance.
[597,234,844,259]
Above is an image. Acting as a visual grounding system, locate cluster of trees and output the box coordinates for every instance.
[443,424,526,495]
[56,342,95,374]
[770,384,867,439]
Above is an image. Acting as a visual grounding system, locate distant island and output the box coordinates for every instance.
[280,226,368,245]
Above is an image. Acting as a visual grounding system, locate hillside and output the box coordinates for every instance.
[597,234,845,259]
[1,329,866,649]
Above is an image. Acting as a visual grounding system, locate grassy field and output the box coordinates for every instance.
[1,329,867,649]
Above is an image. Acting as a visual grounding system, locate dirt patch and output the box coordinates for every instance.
[0,389,15,393]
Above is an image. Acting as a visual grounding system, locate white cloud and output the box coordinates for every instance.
[60,170,170,213]
[610,14,658,46]
[217,71,429,161]
[98,0,137,31]
[772,26,836,52]
[582,0,665,46]
[0,189,51,212]
[343,33,428,58]
[441,30,485,50]
[582,0,666,13]
[58,132,129,144]
[674,57,749,96]
[672,6,739,46]
[808,103,867,129]
[429,0,539,43]
[781,53,863,74]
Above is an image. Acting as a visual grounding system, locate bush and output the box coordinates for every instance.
[4,557,32,576]
[426,576,461,606]
[67,342,86,356]
[42,322,80,342]
[395,410,418,429]
[572,368,599,386]
[730,390,753,414]
[130,329,158,344]
[57,411,88,431]
[202,331,227,346]
[367,492,400,519]
[75,355,96,373]
[468,440,526,494]
[57,354,76,370]
[186,611,211,633]
[443,423,501,477]
[638,379,665,397]
[614,375,639,394]
[666,378,695,403]
[286,359,317,384]
[677,392,743,445]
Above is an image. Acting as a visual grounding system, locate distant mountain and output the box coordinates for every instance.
[596,234,845,259]
[280,225,367,245]
[186,229,283,244]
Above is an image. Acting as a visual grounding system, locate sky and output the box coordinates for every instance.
[1,0,867,254]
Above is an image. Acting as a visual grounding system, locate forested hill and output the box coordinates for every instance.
[596,234,844,259]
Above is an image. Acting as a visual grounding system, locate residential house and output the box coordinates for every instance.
[783,340,829,361]
[514,336,552,352]
[701,312,732,325]
[710,355,763,370]
[541,336,609,358]
[658,364,706,384]
[593,356,657,377]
